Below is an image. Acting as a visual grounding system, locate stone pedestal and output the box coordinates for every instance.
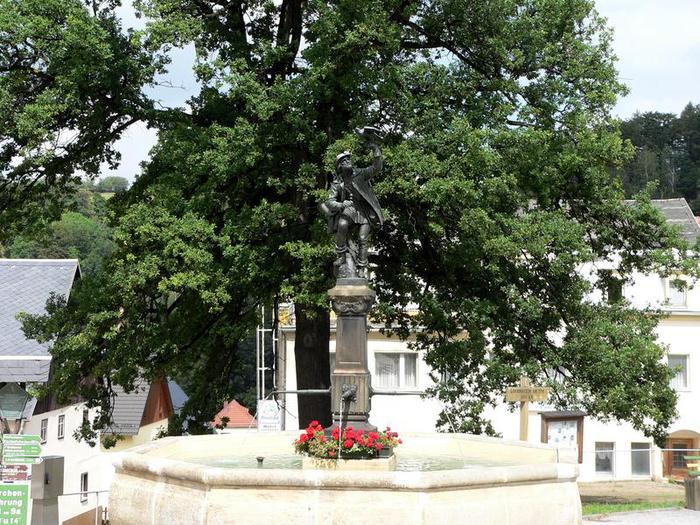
[328,278,376,432]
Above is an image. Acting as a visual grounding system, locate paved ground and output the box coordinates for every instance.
[578,481,684,504]
[583,508,696,524]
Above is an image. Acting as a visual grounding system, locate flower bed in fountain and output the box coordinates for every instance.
[294,421,401,459]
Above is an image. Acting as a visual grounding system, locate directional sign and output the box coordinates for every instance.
[0,457,41,466]
[505,377,551,441]
[1,436,40,445]
[2,445,42,457]
[505,387,550,403]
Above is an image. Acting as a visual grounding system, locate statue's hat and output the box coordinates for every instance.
[335,151,351,166]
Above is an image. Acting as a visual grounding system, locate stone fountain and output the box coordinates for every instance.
[108,131,583,524]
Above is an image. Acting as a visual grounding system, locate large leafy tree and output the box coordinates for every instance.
[21,0,697,444]
[0,0,157,241]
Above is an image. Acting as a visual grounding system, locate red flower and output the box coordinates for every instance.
[328,450,336,458]
[386,427,391,431]
[344,439,353,449]
[299,434,309,443]
[368,432,379,440]
[375,443,383,450]
[398,439,403,444]
[310,420,319,427]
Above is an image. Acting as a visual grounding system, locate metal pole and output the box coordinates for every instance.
[255,313,260,402]
[95,491,99,525]
[261,306,266,400]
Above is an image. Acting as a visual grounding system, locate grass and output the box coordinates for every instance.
[582,500,684,516]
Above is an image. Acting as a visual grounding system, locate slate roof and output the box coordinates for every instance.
[0,259,80,383]
[107,382,150,436]
[105,379,185,435]
[167,380,188,415]
[650,198,700,244]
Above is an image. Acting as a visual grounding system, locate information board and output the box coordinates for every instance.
[257,400,282,431]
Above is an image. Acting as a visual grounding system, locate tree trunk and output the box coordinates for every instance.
[294,302,332,427]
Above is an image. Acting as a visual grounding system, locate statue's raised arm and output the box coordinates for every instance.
[356,126,383,178]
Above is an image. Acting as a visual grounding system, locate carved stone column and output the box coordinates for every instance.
[328,277,376,432]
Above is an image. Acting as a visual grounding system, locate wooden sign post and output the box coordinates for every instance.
[505,377,550,441]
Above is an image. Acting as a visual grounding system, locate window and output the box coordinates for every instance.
[57,415,65,440]
[374,353,417,389]
[631,442,651,476]
[665,278,687,307]
[80,472,88,503]
[600,271,623,304]
[82,408,90,426]
[668,355,689,389]
[595,442,614,474]
[329,352,336,373]
[672,443,689,469]
[40,419,48,443]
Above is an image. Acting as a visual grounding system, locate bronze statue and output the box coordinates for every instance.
[320,127,385,279]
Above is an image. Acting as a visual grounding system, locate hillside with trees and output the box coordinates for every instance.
[616,103,700,213]
[2,184,114,276]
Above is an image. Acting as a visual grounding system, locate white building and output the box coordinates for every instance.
[23,378,178,524]
[278,199,700,482]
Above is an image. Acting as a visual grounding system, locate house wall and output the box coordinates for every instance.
[280,269,700,482]
[23,404,112,524]
[23,403,169,523]
[101,419,169,453]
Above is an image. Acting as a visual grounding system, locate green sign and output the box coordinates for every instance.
[0,458,40,466]
[0,437,39,445]
[2,445,41,458]
[0,483,28,525]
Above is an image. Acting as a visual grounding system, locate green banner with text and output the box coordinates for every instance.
[0,483,28,525]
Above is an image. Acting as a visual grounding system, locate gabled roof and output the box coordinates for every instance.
[107,379,180,435]
[0,259,80,382]
[650,198,700,244]
[213,400,256,429]
[107,382,150,436]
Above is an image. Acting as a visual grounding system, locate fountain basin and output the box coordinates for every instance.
[109,432,581,525]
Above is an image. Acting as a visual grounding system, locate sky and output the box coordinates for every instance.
[105,0,700,183]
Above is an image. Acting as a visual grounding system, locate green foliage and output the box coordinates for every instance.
[616,103,700,213]
[0,0,158,242]
[4,187,114,276]
[18,0,698,445]
[96,176,130,193]
[581,501,683,516]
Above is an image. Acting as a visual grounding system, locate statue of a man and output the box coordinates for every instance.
[320,128,384,278]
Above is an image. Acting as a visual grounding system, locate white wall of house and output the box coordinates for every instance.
[280,267,700,482]
[22,401,170,524]
[24,403,113,524]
